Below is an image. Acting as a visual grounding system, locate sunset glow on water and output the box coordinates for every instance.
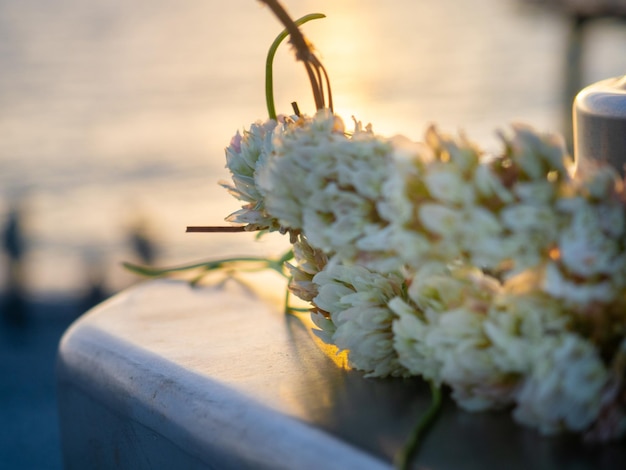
[1,0,626,297]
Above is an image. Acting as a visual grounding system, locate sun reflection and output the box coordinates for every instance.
[263,2,374,121]
[296,312,350,370]
[308,3,382,123]
[268,1,432,136]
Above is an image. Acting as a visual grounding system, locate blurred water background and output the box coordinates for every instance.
[0,0,625,303]
[1,0,626,469]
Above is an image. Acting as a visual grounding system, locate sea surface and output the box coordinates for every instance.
[1,0,626,300]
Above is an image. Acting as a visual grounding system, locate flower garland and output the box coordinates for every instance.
[222,109,626,443]
[126,1,626,466]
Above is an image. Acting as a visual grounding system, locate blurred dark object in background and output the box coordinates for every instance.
[0,205,158,469]
[521,0,626,149]
[521,0,626,15]
[80,251,109,315]
[2,204,28,326]
[129,217,157,267]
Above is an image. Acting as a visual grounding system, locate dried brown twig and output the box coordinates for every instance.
[258,0,333,112]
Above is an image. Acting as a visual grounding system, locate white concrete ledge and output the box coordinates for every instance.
[57,279,625,469]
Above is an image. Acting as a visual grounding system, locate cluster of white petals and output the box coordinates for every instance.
[221,119,282,231]
[382,124,575,276]
[391,264,518,411]
[221,112,626,441]
[312,261,407,378]
[513,333,609,434]
[257,111,395,263]
[285,235,328,302]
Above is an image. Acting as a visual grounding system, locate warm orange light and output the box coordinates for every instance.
[549,246,560,261]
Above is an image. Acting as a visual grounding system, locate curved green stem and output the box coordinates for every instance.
[265,13,326,120]
[394,381,442,470]
[282,278,312,315]
[123,250,294,280]
[283,282,292,314]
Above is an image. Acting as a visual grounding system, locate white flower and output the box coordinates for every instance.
[483,289,569,374]
[558,209,621,278]
[432,306,518,411]
[312,262,407,377]
[500,204,557,236]
[302,183,377,254]
[460,208,505,267]
[418,203,464,237]
[392,265,515,410]
[423,166,475,206]
[353,225,401,273]
[390,297,439,379]
[542,262,616,307]
[575,159,623,200]
[256,112,337,230]
[383,126,569,274]
[554,190,626,281]
[221,119,282,231]
[382,146,432,269]
[484,275,617,438]
[499,203,558,272]
[424,124,479,174]
[258,111,398,268]
[513,333,609,434]
[513,180,555,204]
[499,124,572,181]
[584,338,626,442]
[286,236,328,303]
[473,163,514,204]
[384,127,484,268]
[218,112,626,441]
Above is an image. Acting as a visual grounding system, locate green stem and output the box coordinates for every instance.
[394,381,442,470]
[277,249,295,264]
[283,281,292,314]
[123,250,294,280]
[265,13,326,120]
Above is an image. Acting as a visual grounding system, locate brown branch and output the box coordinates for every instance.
[257,0,332,112]
[258,0,311,61]
[186,226,247,233]
[303,60,324,110]
[319,62,333,112]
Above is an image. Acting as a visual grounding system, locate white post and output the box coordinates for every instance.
[573,75,626,174]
